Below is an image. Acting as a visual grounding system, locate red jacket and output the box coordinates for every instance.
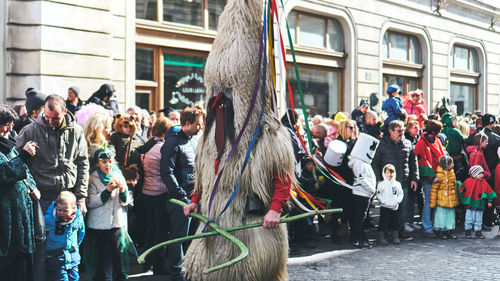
[466,146,491,180]
[415,136,445,178]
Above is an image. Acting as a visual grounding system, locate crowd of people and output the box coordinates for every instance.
[289,84,500,249]
[1,82,500,281]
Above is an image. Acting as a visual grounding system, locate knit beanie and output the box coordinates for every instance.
[386,84,400,95]
[470,165,484,179]
[25,88,47,114]
[69,86,80,97]
[482,114,495,127]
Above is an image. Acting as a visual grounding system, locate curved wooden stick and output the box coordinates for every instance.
[137,199,341,273]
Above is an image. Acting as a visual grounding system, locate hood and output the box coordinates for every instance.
[382,164,396,181]
[466,146,479,154]
[92,84,114,99]
[165,125,183,138]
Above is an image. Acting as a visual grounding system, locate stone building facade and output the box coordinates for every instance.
[2,0,500,116]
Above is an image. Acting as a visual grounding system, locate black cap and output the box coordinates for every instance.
[25,88,47,113]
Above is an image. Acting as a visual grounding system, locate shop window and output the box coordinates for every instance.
[287,11,343,52]
[136,47,155,81]
[208,0,226,30]
[451,45,478,72]
[160,0,225,29]
[450,83,475,115]
[382,31,422,64]
[164,53,207,111]
[286,65,340,116]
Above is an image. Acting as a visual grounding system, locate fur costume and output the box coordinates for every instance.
[182,1,296,280]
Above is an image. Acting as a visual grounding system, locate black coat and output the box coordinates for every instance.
[482,127,500,177]
[371,135,419,185]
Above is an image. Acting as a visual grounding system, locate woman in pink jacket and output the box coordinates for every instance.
[142,117,174,274]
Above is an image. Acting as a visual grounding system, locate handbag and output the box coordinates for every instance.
[24,180,46,243]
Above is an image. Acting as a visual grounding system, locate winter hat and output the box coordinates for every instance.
[25,88,47,113]
[333,111,347,122]
[470,165,484,178]
[481,114,495,127]
[441,112,456,126]
[69,86,80,97]
[386,84,400,95]
[359,99,369,108]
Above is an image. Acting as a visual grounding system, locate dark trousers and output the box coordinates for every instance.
[165,198,189,279]
[0,252,33,281]
[378,207,400,234]
[350,194,370,242]
[143,193,169,270]
[88,228,124,281]
[33,199,53,281]
[46,250,80,281]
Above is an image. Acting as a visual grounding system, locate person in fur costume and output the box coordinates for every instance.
[181,1,296,280]
[347,133,379,248]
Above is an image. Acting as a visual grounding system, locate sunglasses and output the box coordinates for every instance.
[97,150,114,160]
[347,126,356,130]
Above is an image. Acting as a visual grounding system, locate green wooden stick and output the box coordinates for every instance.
[137,199,341,273]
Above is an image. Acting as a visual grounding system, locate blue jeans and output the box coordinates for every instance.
[421,181,433,232]
[465,209,483,231]
[46,251,80,281]
[165,198,189,279]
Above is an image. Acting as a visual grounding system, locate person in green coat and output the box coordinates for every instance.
[441,112,467,181]
[0,104,40,281]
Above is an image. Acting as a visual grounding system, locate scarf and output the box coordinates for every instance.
[0,137,15,155]
[97,165,121,185]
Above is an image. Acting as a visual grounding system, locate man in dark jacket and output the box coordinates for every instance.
[480,114,500,227]
[160,106,204,281]
[372,120,419,237]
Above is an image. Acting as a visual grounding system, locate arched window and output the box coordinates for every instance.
[449,44,481,115]
[381,30,423,95]
[286,10,344,116]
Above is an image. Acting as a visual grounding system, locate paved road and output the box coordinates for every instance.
[114,224,500,281]
[287,227,500,281]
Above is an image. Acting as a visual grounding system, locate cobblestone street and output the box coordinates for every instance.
[288,228,500,281]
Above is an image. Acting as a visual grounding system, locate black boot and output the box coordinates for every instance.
[475,231,486,239]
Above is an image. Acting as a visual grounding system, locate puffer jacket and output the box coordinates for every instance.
[16,112,89,202]
[376,165,403,210]
[382,96,403,126]
[429,166,459,208]
[160,126,197,200]
[466,146,490,180]
[87,170,131,230]
[142,141,168,196]
[372,135,419,186]
[348,156,377,198]
[44,202,85,269]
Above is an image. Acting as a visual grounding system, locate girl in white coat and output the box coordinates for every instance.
[85,147,132,280]
[376,164,403,245]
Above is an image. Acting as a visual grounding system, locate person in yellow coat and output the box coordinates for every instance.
[430,155,460,239]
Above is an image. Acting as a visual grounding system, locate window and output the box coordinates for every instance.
[451,45,478,72]
[136,0,157,21]
[164,53,207,111]
[382,31,422,64]
[383,75,420,96]
[287,11,343,52]
[136,47,155,81]
[450,84,475,115]
[286,65,340,116]
[164,0,203,26]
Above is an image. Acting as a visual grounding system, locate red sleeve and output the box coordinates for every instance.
[270,175,291,213]
[190,192,201,205]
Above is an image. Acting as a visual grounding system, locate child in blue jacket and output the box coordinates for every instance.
[44,191,85,281]
[382,84,406,126]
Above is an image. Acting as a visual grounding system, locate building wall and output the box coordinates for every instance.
[282,0,500,113]
[5,0,134,110]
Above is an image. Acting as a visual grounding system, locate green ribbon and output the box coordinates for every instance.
[137,199,341,273]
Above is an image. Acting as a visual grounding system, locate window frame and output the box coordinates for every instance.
[137,0,226,31]
[451,45,479,73]
[383,31,422,64]
[288,10,343,52]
